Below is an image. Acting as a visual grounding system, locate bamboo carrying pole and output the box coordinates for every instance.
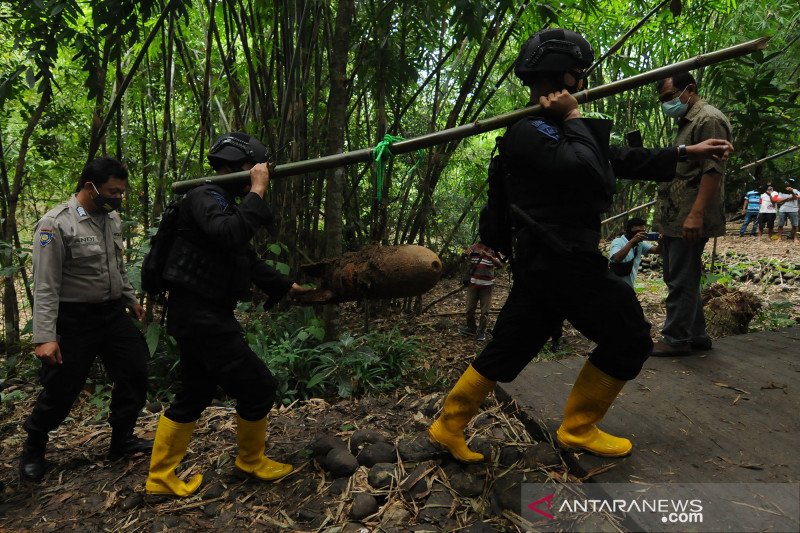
[172,37,769,194]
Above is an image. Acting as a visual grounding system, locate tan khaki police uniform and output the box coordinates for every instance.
[24,193,147,445]
[32,195,137,343]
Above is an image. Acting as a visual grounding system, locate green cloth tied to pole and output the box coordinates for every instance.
[372,133,423,203]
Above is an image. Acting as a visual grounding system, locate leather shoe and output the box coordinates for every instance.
[690,338,713,351]
[108,434,153,459]
[651,340,691,357]
[19,451,47,482]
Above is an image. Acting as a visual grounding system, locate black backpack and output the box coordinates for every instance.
[141,200,181,297]
[478,137,513,257]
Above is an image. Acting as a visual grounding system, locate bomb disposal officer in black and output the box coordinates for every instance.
[429,29,734,461]
[146,133,311,497]
[22,157,152,482]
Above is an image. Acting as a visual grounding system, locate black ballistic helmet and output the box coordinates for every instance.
[514,28,594,86]
[207,132,269,170]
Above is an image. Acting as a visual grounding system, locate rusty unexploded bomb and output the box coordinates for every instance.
[296,245,443,304]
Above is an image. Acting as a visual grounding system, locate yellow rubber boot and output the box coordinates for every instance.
[556,361,633,457]
[145,416,203,496]
[428,365,496,462]
[234,416,293,481]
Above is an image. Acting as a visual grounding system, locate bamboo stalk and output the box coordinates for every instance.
[739,145,800,170]
[88,0,183,161]
[173,36,769,194]
[586,0,671,76]
[601,200,657,225]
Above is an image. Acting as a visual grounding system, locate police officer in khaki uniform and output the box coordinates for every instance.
[21,157,152,482]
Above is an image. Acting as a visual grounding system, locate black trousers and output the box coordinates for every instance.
[24,300,148,437]
[473,253,653,382]
[165,332,277,423]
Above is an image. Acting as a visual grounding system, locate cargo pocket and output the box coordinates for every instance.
[69,242,104,275]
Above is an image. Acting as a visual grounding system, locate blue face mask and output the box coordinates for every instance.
[661,88,688,119]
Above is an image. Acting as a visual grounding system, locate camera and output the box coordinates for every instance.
[644,232,660,241]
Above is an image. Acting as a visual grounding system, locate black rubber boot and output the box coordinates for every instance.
[108,430,153,460]
[19,432,48,482]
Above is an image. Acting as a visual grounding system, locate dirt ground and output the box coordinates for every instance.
[0,226,797,532]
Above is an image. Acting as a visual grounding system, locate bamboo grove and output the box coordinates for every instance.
[0,0,798,351]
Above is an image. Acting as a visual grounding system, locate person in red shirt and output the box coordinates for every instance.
[459,243,503,341]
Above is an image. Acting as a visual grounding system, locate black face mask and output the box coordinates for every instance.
[562,69,586,93]
[91,183,122,212]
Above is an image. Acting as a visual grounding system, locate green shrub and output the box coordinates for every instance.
[245,307,421,404]
[750,301,798,332]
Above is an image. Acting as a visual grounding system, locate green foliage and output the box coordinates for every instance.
[263,242,291,276]
[314,329,420,399]
[701,272,733,290]
[1,388,26,406]
[246,308,420,404]
[750,301,799,331]
[144,322,181,400]
[703,252,800,290]
[537,341,577,361]
[86,383,113,422]
[0,239,30,278]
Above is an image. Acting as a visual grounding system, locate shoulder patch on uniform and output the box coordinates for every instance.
[206,190,230,210]
[39,229,55,247]
[76,205,87,217]
[529,118,560,141]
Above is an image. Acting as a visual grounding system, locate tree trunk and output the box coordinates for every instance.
[0,82,52,355]
[322,0,354,338]
[153,11,176,220]
[369,0,393,244]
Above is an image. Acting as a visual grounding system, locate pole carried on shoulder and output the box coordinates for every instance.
[172,37,769,194]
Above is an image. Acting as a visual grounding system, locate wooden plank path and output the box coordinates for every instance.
[496,326,800,483]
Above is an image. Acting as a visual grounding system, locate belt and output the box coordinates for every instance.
[59,299,123,313]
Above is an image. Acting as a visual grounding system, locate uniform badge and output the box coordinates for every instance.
[530,119,560,141]
[77,206,87,217]
[207,191,230,210]
[39,229,54,247]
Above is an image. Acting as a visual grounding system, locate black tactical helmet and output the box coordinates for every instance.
[207,132,269,169]
[514,28,594,86]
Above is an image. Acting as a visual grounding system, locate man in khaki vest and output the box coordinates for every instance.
[652,72,732,356]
